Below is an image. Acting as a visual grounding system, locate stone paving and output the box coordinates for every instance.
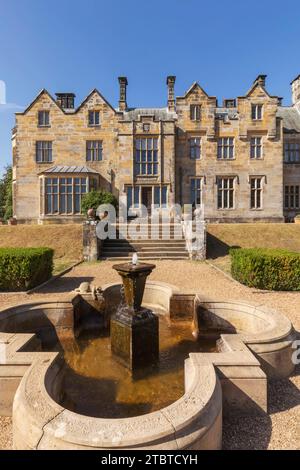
[0,260,299,450]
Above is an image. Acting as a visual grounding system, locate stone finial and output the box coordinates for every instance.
[75,282,91,294]
[118,76,128,111]
[253,75,267,87]
[166,75,176,111]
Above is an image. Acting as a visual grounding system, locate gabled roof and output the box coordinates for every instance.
[240,81,278,100]
[16,89,65,115]
[75,88,116,113]
[291,74,300,85]
[177,81,215,99]
[17,88,117,116]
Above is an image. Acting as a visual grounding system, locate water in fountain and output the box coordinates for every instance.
[47,256,216,418]
[59,314,216,418]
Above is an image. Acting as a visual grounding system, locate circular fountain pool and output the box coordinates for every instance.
[0,279,295,450]
[59,314,215,418]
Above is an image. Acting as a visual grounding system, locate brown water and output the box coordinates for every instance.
[59,314,216,418]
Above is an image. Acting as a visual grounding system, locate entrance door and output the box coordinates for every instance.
[141,186,152,213]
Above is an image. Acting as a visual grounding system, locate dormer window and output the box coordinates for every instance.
[224,99,236,108]
[55,93,75,109]
[251,104,263,120]
[88,111,100,126]
[190,104,201,121]
[38,111,50,127]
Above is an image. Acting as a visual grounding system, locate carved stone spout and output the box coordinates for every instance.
[112,262,156,314]
[110,261,158,371]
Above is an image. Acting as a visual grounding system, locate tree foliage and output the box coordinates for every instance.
[81,189,118,215]
[0,165,13,221]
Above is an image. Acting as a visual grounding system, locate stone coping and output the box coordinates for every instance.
[12,347,222,450]
[101,282,294,346]
[0,284,294,358]
[194,298,294,345]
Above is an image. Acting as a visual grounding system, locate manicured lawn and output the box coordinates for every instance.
[207,223,300,274]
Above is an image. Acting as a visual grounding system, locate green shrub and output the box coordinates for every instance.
[0,247,54,291]
[230,247,300,291]
[81,189,118,215]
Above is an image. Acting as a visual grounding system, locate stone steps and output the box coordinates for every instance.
[105,240,186,246]
[100,221,190,260]
[104,245,186,252]
[101,242,188,260]
[101,254,188,261]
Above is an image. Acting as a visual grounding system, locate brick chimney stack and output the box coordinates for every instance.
[167,76,176,111]
[118,77,128,111]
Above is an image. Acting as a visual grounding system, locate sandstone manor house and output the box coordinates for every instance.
[12,74,300,224]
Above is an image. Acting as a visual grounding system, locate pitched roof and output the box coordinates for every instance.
[75,88,116,113]
[123,107,176,121]
[277,107,300,132]
[17,89,64,115]
[17,88,117,116]
[40,165,99,174]
[176,81,215,100]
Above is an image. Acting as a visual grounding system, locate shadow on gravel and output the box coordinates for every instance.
[36,276,95,294]
[223,359,300,450]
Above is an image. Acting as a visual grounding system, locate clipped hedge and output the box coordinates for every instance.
[0,247,54,291]
[230,247,300,291]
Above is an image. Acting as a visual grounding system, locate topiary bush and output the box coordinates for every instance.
[230,247,300,291]
[0,247,54,291]
[81,189,118,215]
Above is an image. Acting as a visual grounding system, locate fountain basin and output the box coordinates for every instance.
[0,281,296,450]
[12,352,222,450]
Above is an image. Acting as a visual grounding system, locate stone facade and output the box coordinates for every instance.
[12,74,300,223]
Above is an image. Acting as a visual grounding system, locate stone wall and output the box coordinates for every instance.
[176,81,283,221]
[13,77,299,224]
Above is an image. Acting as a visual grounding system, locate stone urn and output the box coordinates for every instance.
[87,208,96,219]
[295,215,300,224]
[8,217,17,226]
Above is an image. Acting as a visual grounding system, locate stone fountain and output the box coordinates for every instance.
[110,255,159,371]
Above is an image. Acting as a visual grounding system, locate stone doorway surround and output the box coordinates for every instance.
[141,186,152,212]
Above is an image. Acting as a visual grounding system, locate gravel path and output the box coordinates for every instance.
[0,260,299,450]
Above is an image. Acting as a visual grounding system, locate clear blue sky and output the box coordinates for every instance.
[1,0,300,175]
